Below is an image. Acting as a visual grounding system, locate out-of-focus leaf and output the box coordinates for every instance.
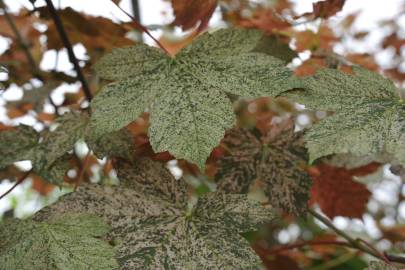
[364,261,399,270]
[0,213,118,270]
[299,0,346,19]
[309,162,379,218]
[171,0,217,31]
[215,120,311,215]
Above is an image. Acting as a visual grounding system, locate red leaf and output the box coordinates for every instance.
[300,0,346,19]
[309,163,380,219]
[171,0,217,32]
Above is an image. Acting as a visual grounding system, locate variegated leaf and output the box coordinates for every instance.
[34,158,274,269]
[364,261,399,270]
[0,213,118,270]
[284,67,405,166]
[215,121,311,215]
[91,28,301,170]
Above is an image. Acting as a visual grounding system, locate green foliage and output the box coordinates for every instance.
[91,28,301,169]
[0,112,89,184]
[284,67,405,166]
[215,122,311,215]
[0,213,118,270]
[33,159,274,269]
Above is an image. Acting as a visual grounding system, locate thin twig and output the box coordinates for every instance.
[309,209,404,265]
[263,240,353,254]
[0,170,32,200]
[0,0,39,77]
[44,0,93,102]
[110,0,170,55]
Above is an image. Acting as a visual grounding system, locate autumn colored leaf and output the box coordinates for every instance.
[171,0,217,32]
[299,0,346,19]
[309,162,380,219]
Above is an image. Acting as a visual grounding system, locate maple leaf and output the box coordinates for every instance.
[365,261,399,270]
[309,162,379,219]
[284,67,405,166]
[214,120,311,215]
[0,112,89,184]
[91,28,302,170]
[33,158,274,269]
[299,0,346,19]
[171,0,217,32]
[0,213,118,270]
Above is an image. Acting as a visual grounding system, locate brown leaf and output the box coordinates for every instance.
[309,163,380,219]
[300,0,346,19]
[171,0,217,32]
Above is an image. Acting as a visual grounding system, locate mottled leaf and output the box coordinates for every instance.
[0,125,38,168]
[34,158,274,269]
[215,121,311,215]
[0,213,118,270]
[91,28,301,170]
[284,67,405,166]
[364,261,399,270]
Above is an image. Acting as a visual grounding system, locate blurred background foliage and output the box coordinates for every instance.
[0,0,404,269]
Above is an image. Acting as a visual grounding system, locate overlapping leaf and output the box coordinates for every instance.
[365,261,399,270]
[33,158,274,269]
[0,213,118,270]
[215,121,311,215]
[284,67,405,166]
[91,28,302,170]
[0,112,89,184]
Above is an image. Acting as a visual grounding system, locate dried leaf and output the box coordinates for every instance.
[171,0,217,31]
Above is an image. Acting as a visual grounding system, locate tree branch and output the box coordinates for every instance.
[0,0,39,77]
[110,1,170,55]
[0,170,32,200]
[44,0,93,102]
[309,209,404,265]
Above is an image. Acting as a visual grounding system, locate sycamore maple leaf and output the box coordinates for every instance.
[0,213,118,270]
[0,112,89,184]
[91,28,301,170]
[284,67,405,166]
[309,162,380,219]
[214,120,311,215]
[33,158,274,269]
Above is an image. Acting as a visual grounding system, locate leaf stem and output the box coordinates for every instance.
[109,0,171,55]
[44,0,93,102]
[0,170,32,200]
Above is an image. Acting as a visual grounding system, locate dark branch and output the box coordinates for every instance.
[0,170,31,200]
[44,0,93,102]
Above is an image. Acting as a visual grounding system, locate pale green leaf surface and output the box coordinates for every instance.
[0,213,118,270]
[33,159,274,269]
[215,123,311,215]
[283,67,405,165]
[92,27,300,169]
[364,261,398,270]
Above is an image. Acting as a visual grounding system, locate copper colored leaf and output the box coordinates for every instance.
[300,0,346,19]
[171,0,218,31]
[215,120,311,215]
[309,163,380,219]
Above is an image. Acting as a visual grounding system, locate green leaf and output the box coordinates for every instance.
[33,158,274,269]
[0,112,89,184]
[0,213,118,270]
[91,28,301,169]
[215,121,311,215]
[364,261,399,270]
[0,125,39,169]
[253,35,297,64]
[284,67,405,166]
